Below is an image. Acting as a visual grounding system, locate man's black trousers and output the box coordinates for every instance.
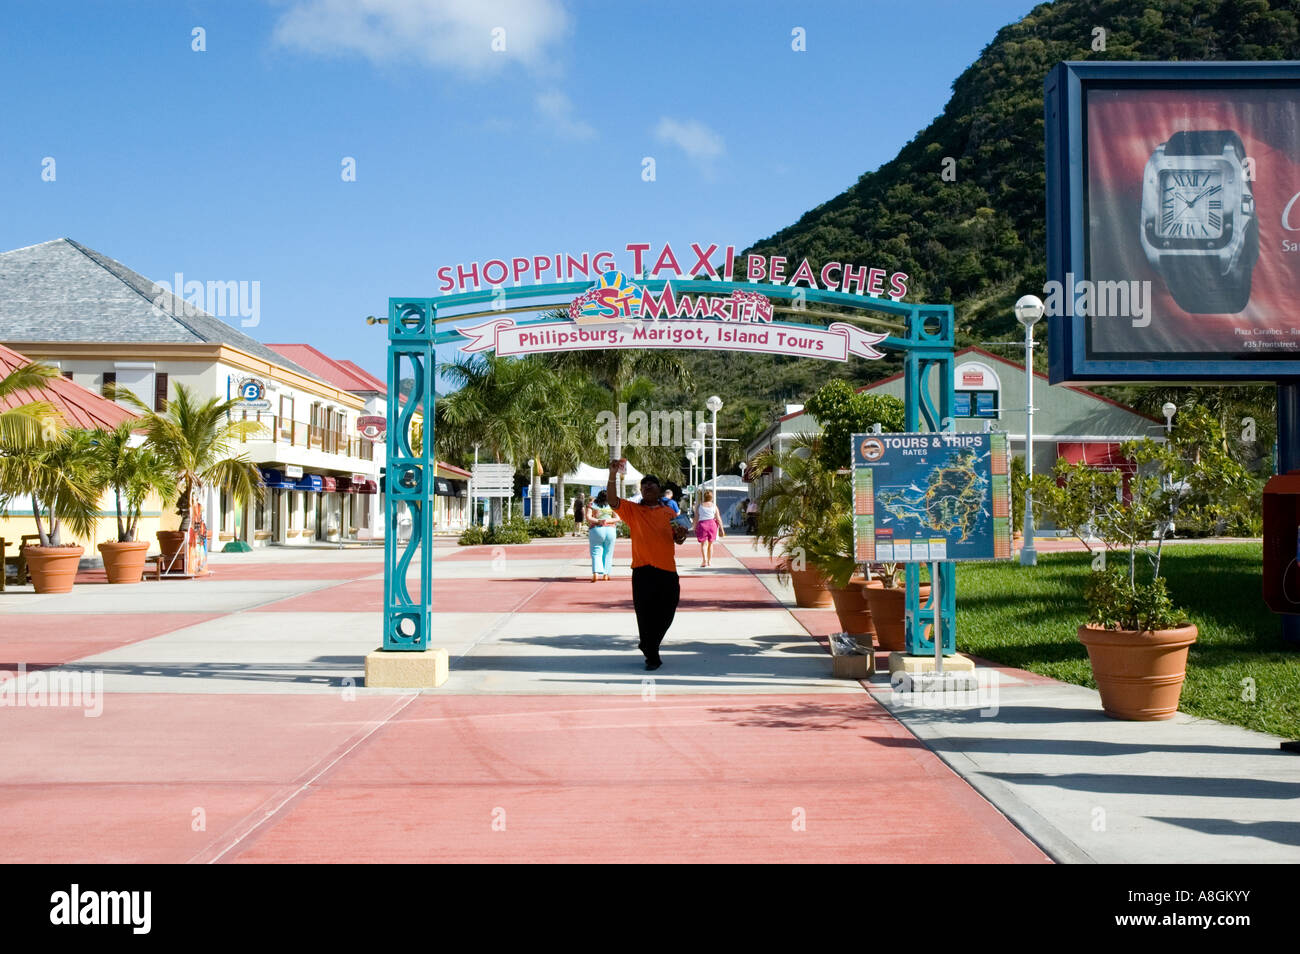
[631,565,680,659]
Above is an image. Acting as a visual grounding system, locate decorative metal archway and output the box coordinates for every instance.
[381,280,956,664]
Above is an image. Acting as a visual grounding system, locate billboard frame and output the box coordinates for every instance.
[1045,59,1300,384]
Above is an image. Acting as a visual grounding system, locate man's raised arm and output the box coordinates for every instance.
[607,460,622,508]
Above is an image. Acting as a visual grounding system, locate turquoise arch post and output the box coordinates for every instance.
[382,281,955,656]
[383,299,438,650]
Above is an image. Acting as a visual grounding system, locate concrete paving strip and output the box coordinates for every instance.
[868,674,1300,864]
[1,578,346,615]
[60,611,503,694]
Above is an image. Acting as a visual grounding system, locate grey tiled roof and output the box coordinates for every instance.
[0,238,315,378]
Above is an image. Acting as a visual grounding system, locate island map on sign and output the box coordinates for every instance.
[852,432,1011,563]
[876,447,990,544]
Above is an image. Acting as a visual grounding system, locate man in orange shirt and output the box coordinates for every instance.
[608,460,688,670]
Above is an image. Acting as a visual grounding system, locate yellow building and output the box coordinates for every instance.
[0,239,384,549]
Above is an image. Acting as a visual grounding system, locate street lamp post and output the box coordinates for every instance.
[689,439,703,507]
[1015,294,1045,567]
[695,423,709,492]
[707,395,723,495]
[1162,401,1177,434]
[686,449,697,503]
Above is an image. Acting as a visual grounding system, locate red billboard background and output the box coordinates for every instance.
[1086,87,1300,361]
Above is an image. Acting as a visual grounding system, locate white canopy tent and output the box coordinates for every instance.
[549,461,643,491]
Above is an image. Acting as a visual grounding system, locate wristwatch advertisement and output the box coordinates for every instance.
[1081,85,1300,365]
[1139,130,1259,315]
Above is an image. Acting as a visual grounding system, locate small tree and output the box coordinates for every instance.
[111,383,264,530]
[95,422,178,542]
[803,379,905,471]
[1030,406,1250,630]
[0,428,102,547]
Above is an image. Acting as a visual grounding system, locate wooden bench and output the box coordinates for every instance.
[0,535,40,591]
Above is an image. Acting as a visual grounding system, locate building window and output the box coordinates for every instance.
[280,396,294,441]
[61,371,73,381]
[955,390,999,419]
[102,371,116,396]
[255,493,267,531]
[155,372,169,411]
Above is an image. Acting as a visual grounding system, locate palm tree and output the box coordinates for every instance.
[110,383,264,530]
[750,433,847,582]
[0,428,103,547]
[95,422,179,542]
[0,360,61,450]
[536,321,691,464]
[437,353,563,525]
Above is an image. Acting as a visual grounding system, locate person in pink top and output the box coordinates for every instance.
[693,490,725,567]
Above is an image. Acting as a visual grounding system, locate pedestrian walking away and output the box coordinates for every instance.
[745,496,759,534]
[607,460,688,670]
[586,490,619,581]
[572,492,587,537]
[694,489,725,567]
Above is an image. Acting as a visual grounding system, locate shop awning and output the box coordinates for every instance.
[350,478,377,494]
[1056,442,1136,473]
[259,467,296,489]
[294,474,324,492]
[321,476,338,492]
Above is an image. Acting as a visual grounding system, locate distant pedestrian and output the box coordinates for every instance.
[572,492,587,536]
[608,461,687,670]
[745,497,759,534]
[586,490,619,582]
[694,490,725,567]
[661,486,680,515]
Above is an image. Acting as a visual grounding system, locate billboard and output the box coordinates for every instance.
[850,432,1012,563]
[1045,61,1300,382]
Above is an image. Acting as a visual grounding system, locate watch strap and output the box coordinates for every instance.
[1164,130,1246,160]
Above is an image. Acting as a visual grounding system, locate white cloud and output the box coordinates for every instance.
[654,117,725,166]
[270,0,571,75]
[535,89,595,140]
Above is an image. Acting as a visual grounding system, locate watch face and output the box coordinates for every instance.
[1158,168,1224,239]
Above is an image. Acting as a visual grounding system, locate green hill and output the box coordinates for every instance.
[678,0,1300,460]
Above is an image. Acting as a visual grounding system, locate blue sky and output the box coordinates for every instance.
[1,0,1039,378]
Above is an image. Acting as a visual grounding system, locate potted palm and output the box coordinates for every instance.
[862,563,932,652]
[805,511,874,639]
[1031,406,1250,720]
[751,434,839,608]
[95,422,178,583]
[110,383,265,566]
[0,428,102,593]
[797,381,909,633]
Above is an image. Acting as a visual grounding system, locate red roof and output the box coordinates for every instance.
[337,359,387,395]
[436,461,471,478]
[847,345,1164,423]
[772,346,1158,425]
[0,343,136,431]
[267,343,380,394]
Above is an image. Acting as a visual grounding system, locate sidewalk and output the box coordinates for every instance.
[0,536,1293,863]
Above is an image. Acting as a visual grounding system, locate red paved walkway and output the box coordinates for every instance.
[0,541,1052,863]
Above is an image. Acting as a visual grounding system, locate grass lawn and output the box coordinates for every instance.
[955,543,1300,739]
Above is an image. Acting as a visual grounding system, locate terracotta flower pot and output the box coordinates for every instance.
[156,530,186,567]
[864,581,932,651]
[23,545,84,594]
[829,581,875,639]
[1077,623,1197,721]
[788,567,832,608]
[98,540,150,584]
